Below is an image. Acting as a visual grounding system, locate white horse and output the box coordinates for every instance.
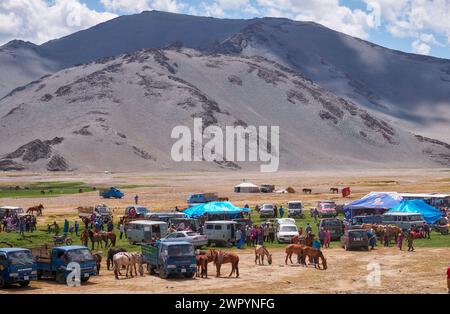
[113,252,144,279]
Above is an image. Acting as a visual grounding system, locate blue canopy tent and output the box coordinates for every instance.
[344,192,403,220]
[387,200,444,224]
[183,202,251,218]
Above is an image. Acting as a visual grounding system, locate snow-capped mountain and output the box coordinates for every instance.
[0,48,448,172]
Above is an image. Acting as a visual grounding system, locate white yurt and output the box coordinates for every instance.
[234,181,260,193]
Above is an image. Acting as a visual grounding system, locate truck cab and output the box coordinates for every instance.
[32,245,97,284]
[0,248,37,289]
[100,187,124,199]
[142,241,196,279]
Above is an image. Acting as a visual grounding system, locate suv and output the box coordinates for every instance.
[287,201,304,218]
[316,201,337,218]
[260,185,275,193]
[259,204,275,218]
[277,224,299,243]
[340,229,369,251]
[318,218,344,240]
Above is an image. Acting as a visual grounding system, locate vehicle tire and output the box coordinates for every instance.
[183,272,195,279]
[65,238,73,245]
[55,272,66,284]
[19,281,30,287]
[149,266,156,275]
[0,277,6,289]
[159,267,168,279]
[37,271,43,280]
[344,244,349,251]
[365,246,370,251]
[81,276,90,283]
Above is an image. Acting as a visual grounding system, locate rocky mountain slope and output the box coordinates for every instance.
[0,48,449,172]
[1,11,449,143]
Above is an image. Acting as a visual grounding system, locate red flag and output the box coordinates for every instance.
[342,187,351,198]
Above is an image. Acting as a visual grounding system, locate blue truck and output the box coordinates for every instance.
[186,193,219,206]
[141,241,196,279]
[0,248,37,289]
[32,245,97,284]
[100,187,124,199]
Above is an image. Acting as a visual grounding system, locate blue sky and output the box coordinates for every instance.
[1,0,449,59]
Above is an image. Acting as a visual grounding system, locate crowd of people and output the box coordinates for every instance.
[0,215,37,236]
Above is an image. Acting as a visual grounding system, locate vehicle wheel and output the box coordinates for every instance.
[0,277,6,289]
[65,238,73,245]
[344,244,349,251]
[149,266,156,275]
[19,281,30,287]
[81,276,90,283]
[365,246,370,251]
[37,271,43,280]
[55,272,66,284]
[159,267,168,279]
[183,272,195,279]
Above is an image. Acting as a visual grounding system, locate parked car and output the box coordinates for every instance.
[186,193,218,206]
[275,218,296,226]
[31,245,97,283]
[0,206,24,220]
[260,185,275,193]
[430,217,449,235]
[318,218,344,240]
[382,212,425,230]
[259,204,275,218]
[316,201,338,218]
[276,224,299,243]
[161,231,208,248]
[125,206,150,218]
[78,204,113,223]
[287,201,304,218]
[125,220,168,244]
[340,229,369,251]
[204,221,238,246]
[0,248,37,289]
[142,241,196,279]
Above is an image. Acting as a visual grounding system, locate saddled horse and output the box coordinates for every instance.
[292,233,314,247]
[209,249,239,278]
[88,229,105,250]
[113,252,144,279]
[285,244,306,264]
[254,245,272,265]
[98,231,116,247]
[300,246,327,270]
[93,253,102,275]
[27,204,44,216]
[107,248,127,270]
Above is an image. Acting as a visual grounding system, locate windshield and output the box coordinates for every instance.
[280,225,298,232]
[7,251,34,266]
[289,203,301,209]
[321,203,335,209]
[66,249,94,262]
[97,207,110,213]
[350,231,366,238]
[263,205,273,210]
[168,245,194,257]
[324,220,341,226]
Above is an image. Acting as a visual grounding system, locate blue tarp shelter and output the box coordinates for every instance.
[344,192,403,220]
[387,200,444,224]
[183,202,250,218]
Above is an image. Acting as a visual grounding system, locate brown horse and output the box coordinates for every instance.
[254,245,272,265]
[285,244,306,264]
[93,253,102,275]
[302,188,312,194]
[99,231,116,247]
[292,233,314,247]
[196,251,214,278]
[330,188,339,194]
[26,204,44,216]
[80,229,89,247]
[300,247,327,270]
[88,229,104,250]
[210,249,239,278]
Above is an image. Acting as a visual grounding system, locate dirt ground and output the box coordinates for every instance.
[0,168,449,294]
[1,247,449,294]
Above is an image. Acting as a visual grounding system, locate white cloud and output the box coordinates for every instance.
[411,39,430,55]
[101,0,184,14]
[0,0,116,45]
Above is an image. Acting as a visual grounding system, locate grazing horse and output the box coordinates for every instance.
[93,253,102,275]
[107,248,127,271]
[285,244,306,264]
[330,188,339,194]
[300,247,327,270]
[209,250,239,278]
[113,252,144,279]
[26,204,44,216]
[254,245,272,265]
[302,188,312,194]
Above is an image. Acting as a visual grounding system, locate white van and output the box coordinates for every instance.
[382,212,425,230]
[204,221,239,247]
[125,220,168,244]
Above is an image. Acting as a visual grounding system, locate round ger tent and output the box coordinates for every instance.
[387,199,444,224]
[234,182,259,193]
[183,202,251,218]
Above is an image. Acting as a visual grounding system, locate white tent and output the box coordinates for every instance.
[234,182,260,193]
